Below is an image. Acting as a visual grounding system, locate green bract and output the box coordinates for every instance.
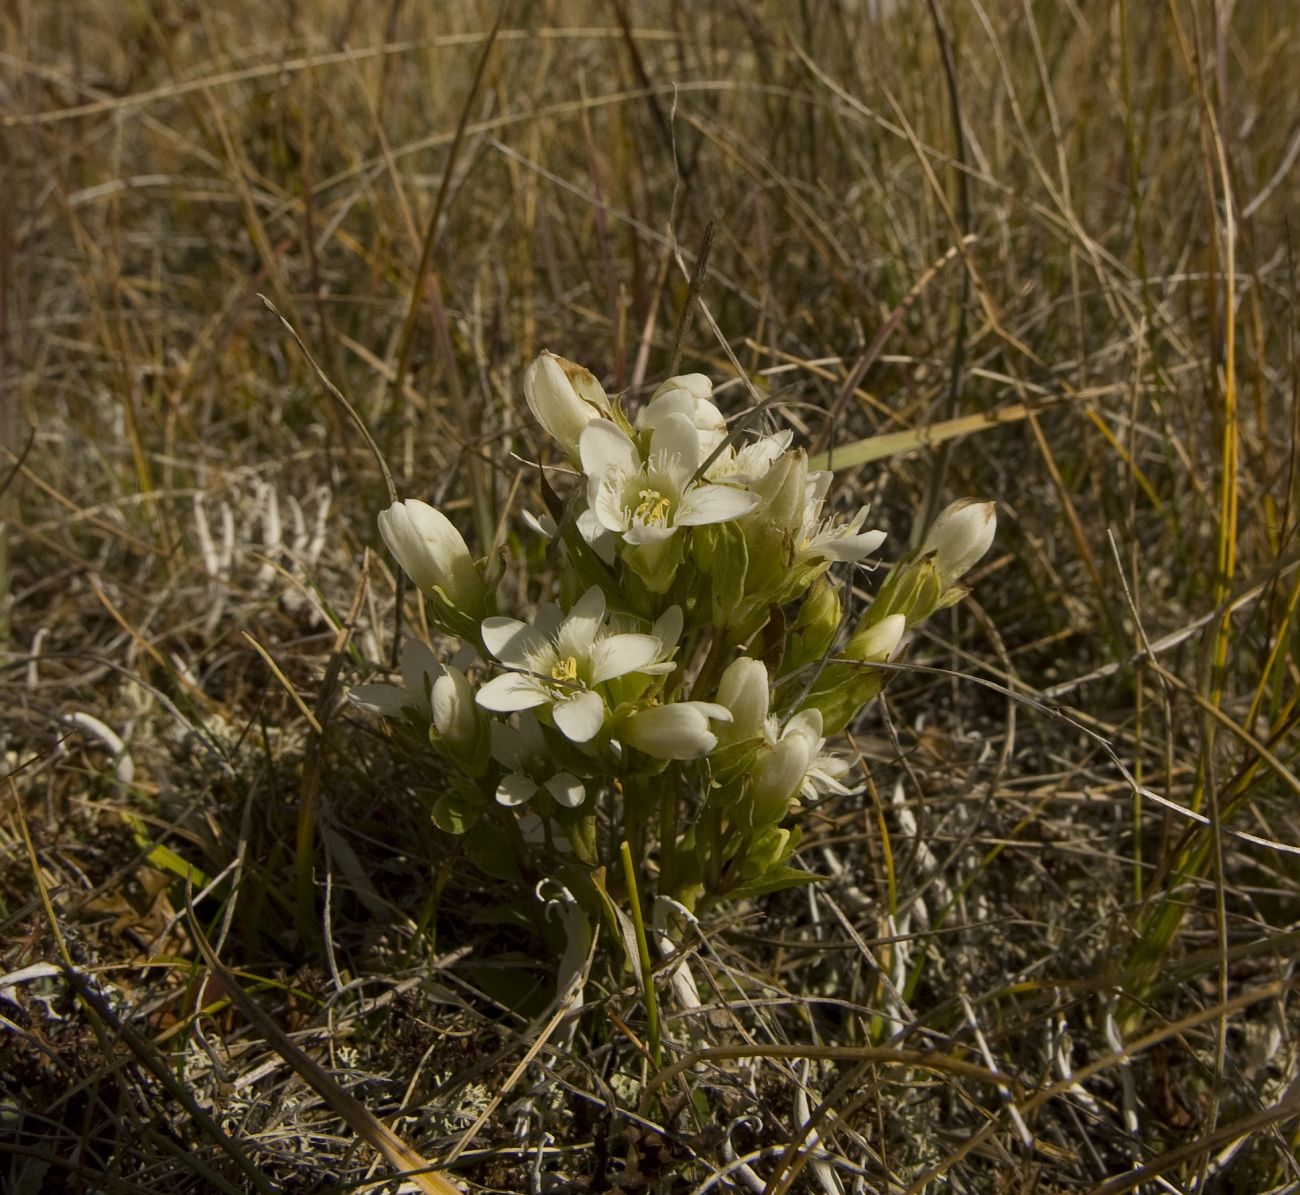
[351,353,995,936]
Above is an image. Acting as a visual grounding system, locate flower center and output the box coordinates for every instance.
[550,655,580,684]
[633,488,672,526]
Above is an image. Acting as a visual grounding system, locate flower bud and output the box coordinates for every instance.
[637,374,726,442]
[653,373,713,402]
[846,612,905,663]
[524,350,611,459]
[749,710,823,824]
[920,500,996,584]
[750,450,809,532]
[784,579,842,673]
[431,664,488,775]
[715,657,770,744]
[378,499,486,617]
[622,701,732,761]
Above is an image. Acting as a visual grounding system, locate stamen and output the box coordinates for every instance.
[551,655,579,683]
[633,488,672,526]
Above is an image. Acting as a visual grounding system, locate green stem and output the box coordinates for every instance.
[620,840,662,1068]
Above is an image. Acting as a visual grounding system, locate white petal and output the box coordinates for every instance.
[476,672,549,712]
[431,665,478,748]
[496,772,539,807]
[624,520,679,545]
[555,587,606,656]
[378,499,484,610]
[623,704,715,761]
[920,499,997,582]
[576,508,618,564]
[782,708,824,745]
[399,638,440,704]
[636,390,697,431]
[591,470,633,534]
[853,613,906,661]
[652,373,713,401]
[716,657,770,740]
[525,351,607,458]
[481,616,551,668]
[490,721,526,770]
[649,412,702,479]
[588,633,664,683]
[818,527,886,562]
[580,418,640,479]
[533,602,565,639]
[348,684,414,718]
[682,701,733,724]
[734,431,792,476]
[752,735,815,810]
[675,484,761,526]
[552,690,606,742]
[653,605,684,652]
[544,773,587,808]
[522,509,557,538]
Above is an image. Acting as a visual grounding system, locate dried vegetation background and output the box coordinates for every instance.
[3,1,1299,1191]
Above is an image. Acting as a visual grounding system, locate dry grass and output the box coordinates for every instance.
[3,1,1299,1191]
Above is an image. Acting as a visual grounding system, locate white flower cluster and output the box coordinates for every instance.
[351,351,996,907]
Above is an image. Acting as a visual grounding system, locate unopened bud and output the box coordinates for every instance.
[524,350,611,459]
[847,613,905,662]
[920,499,996,584]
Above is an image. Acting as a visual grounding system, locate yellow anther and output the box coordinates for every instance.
[550,655,579,683]
[633,488,672,526]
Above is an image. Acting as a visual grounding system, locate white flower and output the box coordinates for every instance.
[921,499,997,583]
[752,708,851,819]
[622,701,733,760]
[378,499,485,613]
[524,351,611,459]
[581,413,761,546]
[475,587,673,742]
[795,473,886,567]
[490,714,586,808]
[431,663,483,748]
[349,638,441,719]
[714,656,770,744]
[636,374,727,450]
[702,430,794,486]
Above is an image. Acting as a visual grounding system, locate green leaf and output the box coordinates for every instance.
[431,788,481,835]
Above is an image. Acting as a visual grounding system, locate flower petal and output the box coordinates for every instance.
[588,632,664,684]
[623,703,716,760]
[378,499,484,610]
[716,657,770,741]
[348,684,414,718]
[496,772,539,807]
[648,412,702,480]
[653,605,683,652]
[675,484,761,526]
[624,520,679,545]
[476,672,549,712]
[552,690,606,742]
[544,772,587,808]
[818,528,886,562]
[590,470,633,534]
[398,638,440,702]
[580,418,640,479]
[481,616,551,668]
[525,351,608,458]
[576,507,618,564]
[555,587,606,657]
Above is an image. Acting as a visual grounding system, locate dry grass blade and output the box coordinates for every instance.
[808,398,1062,473]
